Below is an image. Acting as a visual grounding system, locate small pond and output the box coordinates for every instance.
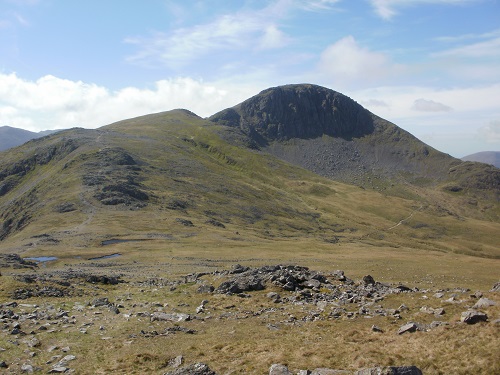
[101,238,149,246]
[88,253,122,261]
[25,256,58,263]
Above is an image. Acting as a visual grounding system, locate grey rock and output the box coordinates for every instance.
[311,369,350,374]
[48,367,68,373]
[91,298,110,307]
[461,310,488,324]
[151,312,191,322]
[362,275,375,285]
[371,325,384,333]
[0,361,8,368]
[397,322,418,335]
[472,298,496,309]
[269,363,292,375]
[21,364,34,373]
[168,355,184,368]
[491,281,500,292]
[356,366,423,375]
[197,285,214,294]
[164,362,217,375]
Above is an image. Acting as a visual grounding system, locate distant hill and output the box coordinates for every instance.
[462,151,500,168]
[0,126,60,151]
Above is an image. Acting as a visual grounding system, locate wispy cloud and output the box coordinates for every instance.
[412,98,452,112]
[434,35,500,58]
[369,0,480,20]
[125,3,292,70]
[299,0,342,11]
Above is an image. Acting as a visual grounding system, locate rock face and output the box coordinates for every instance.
[209,84,374,144]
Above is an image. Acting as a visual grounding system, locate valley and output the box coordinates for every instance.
[0,84,498,374]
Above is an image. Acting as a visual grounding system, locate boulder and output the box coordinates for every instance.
[397,322,417,335]
[356,366,423,375]
[269,364,293,375]
[460,310,488,324]
[362,275,376,285]
[472,298,496,309]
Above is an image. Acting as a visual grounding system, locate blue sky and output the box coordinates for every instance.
[0,0,499,157]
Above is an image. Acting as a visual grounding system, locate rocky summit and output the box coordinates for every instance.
[0,84,499,373]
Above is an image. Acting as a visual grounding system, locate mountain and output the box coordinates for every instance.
[210,84,499,196]
[0,126,61,151]
[462,151,500,168]
[0,85,499,259]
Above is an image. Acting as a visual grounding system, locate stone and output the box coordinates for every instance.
[48,367,68,373]
[269,363,293,375]
[362,275,375,285]
[164,362,217,375]
[151,312,190,322]
[27,337,41,347]
[461,310,488,324]
[490,281,500,292]
[371,325,384,333]
[397,322,418,335]
[472,298,496,309]
[168,355,184,368]
[91,298,110,307]
[356,366,423,375]
[21,364,34,373]
[197,285,214,294]
[0,361,8,368]
[311,369,350,374]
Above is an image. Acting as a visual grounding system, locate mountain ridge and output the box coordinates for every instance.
[0,125,61,151]
[0,84,498,258]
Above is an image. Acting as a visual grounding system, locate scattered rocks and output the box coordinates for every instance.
[460,310,488,324]
[151,312,191,322]
[268,364,423,375]
[164,362,217,375]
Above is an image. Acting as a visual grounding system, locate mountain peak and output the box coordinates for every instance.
[209,84,374,143]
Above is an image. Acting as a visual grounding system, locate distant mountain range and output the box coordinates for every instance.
[462,151,500,168]
[0,126,60,151]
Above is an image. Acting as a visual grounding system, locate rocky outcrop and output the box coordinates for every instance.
[209,84,374,144]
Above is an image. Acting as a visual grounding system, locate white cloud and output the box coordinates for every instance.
[316,36,404,89]
[0,73,256,132]
[125,4,291,70]
[479,120,500,143]
[412,98,452,112]
[299,0,341,11]
[434,36,500,58]
[369,0,481,20]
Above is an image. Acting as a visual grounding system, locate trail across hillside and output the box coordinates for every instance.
[387,205,423,230]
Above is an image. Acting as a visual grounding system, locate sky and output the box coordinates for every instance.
[0,0,499,157]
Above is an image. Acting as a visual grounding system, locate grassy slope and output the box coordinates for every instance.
[0,109,499,374]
